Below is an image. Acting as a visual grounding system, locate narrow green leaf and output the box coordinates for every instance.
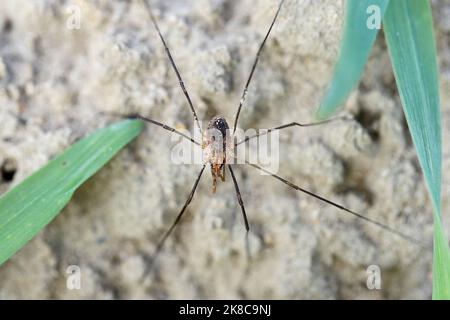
[383,0,448,299]
[0,119,143,266]
[433,216,450,299]
[316,0,389,120]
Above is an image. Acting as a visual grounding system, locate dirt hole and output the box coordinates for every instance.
[1,158,17,182]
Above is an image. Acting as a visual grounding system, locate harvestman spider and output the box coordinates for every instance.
[129,0,423,259]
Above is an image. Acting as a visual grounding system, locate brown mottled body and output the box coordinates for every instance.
[202,116,233,193]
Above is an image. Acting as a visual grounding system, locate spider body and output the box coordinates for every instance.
[202,116,233,193]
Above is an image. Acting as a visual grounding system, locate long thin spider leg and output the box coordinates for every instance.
[142,0,202,135]
[134,114,200,146]
[246,162,427,248]
[102,112,200,146]
[154,164,206,256]
[235,115,350,146]
[228,165,250,231]
[229,165,252,262]
[232,0,285,134]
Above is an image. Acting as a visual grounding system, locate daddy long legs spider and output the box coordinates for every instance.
[124,0,427,266]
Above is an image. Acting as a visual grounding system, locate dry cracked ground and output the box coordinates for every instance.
[0,0,449,299]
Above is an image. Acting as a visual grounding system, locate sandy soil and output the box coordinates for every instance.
[0,0,449,299]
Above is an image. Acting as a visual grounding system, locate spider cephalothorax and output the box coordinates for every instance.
[202,116,234,193]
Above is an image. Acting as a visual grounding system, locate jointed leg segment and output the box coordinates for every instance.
[154,164,206,255]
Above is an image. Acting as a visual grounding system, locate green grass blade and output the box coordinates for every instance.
[433,216,450,299]
[315,0,389,120]
[0,119,143,266]
[383,0,448,299]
